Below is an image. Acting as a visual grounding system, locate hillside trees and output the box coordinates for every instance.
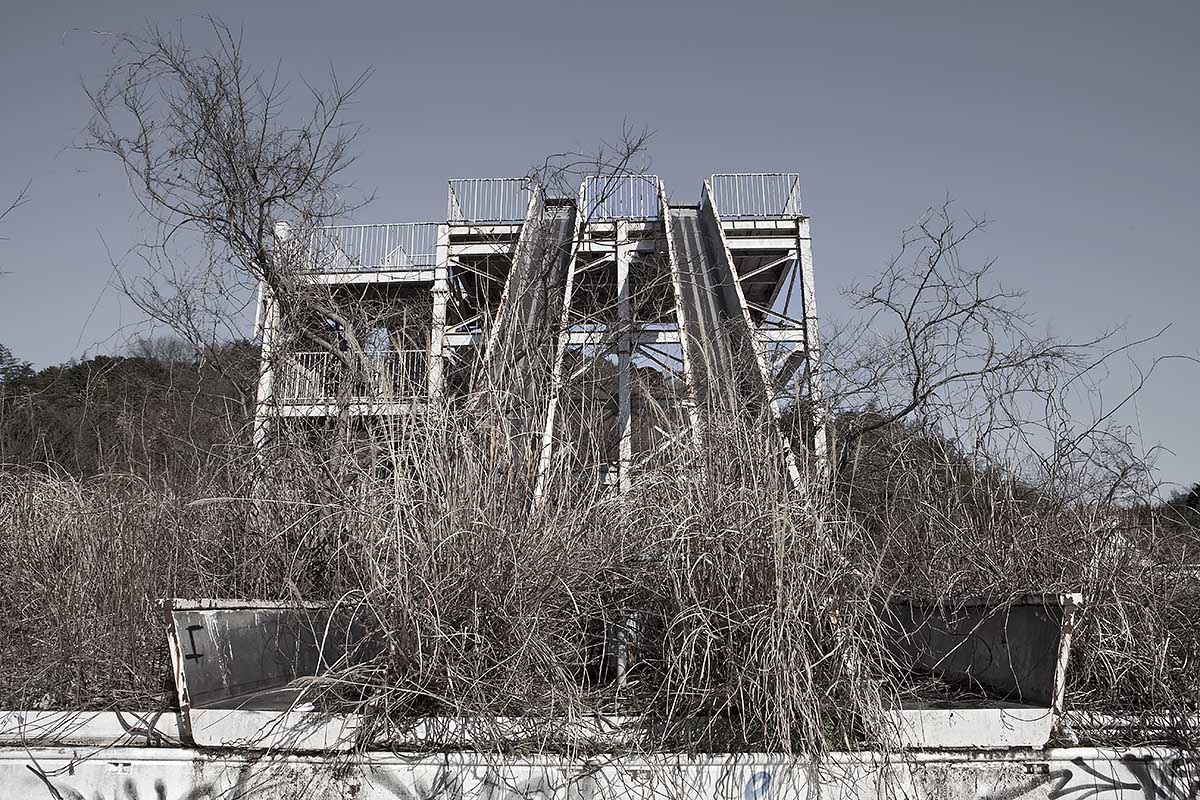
[0,344,256,478]
[0,344,32,384]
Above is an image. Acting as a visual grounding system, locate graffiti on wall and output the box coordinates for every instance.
[11,751,1200,800]
[980,755,1199,800]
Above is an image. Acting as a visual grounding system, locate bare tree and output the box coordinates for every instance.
[0,182,31,282]
[83,18,371,414]
[824,202,1114,462]
[0,184,33,377]
[0,182,30,237]
[83,21,658,420]
[819,200,1185,539]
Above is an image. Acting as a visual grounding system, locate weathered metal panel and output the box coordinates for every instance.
[164,601,340,709]
[161,600,379,716]
[883,595,1082,708]
[667,205,738,413]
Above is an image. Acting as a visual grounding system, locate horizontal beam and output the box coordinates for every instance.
[446,328,681,349]
[726,237,798,251]
[447,223,523,236]
[447,242,519,257]
[722,218,800,232]
[758,327,808,343]
[444,332,480,347]
[270,401,427,417]
[301,269,435,285]
[577,239,664,255]
[567,328,680,346]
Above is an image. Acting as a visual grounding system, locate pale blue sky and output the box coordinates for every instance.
[0,1,1197,489]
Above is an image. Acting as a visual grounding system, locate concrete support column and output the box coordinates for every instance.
[533,187,586,505]
[252,281,279,454]
[658,188,702,448]
[428,225,450,400]
[796,218,829,478]
[616,220,633,493]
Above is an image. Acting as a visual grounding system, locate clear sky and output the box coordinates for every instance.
[0,1,1197,490]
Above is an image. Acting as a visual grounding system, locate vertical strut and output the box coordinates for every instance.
[428,224,450,400]
[658,183,702,446]
[616,220,632,493]
[481,181,543,378]
[702,180,803,487]
[252,281,279,455]
[532,182,587,505]
[796,217,829,476]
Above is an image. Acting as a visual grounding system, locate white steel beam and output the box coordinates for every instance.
[763,252,797,311]
[251,282,279,453]
[658,184,702,446]
[304,269,436,285]
[616,219,633,493]
[703,180,803,487]
[533,182,588,505]
[445,242,520,257]
[738,252,795,282]
[758,328,807,343]
[725,237,798,251]
[796,217,829,474]
[481,184,543,376]
[428,225,450,399]
[566,328,680,346]
[446,223,523,237]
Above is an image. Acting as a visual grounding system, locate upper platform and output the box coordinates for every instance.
[294,173,804,277]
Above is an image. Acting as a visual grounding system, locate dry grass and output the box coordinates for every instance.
[0,392,1196,752]
[0,469,223,708]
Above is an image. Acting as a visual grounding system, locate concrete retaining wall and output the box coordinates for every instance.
[3,747,1196,800]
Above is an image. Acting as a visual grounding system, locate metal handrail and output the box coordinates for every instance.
[307,223,437,272]
[276,350,426,403]
[447,178,533,223]
[710,173,802,218]
[582,174,660,221]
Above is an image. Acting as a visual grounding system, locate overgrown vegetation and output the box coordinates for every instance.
[1,16,1197,759]
[2,342,1197,751]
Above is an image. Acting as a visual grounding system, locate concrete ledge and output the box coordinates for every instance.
[892,706,1055,750]
[0,708,1059,752]
[4,746,1197,800]
[0,710,183,747]
[189,708,362,750]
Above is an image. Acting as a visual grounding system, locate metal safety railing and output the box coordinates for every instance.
[447,178,532,223]
[276,350,426,403]
[710,173,802,218]
[307,223,437,272]
[582,174,660,221]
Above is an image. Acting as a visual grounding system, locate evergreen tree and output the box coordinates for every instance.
[0,343,32,384]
